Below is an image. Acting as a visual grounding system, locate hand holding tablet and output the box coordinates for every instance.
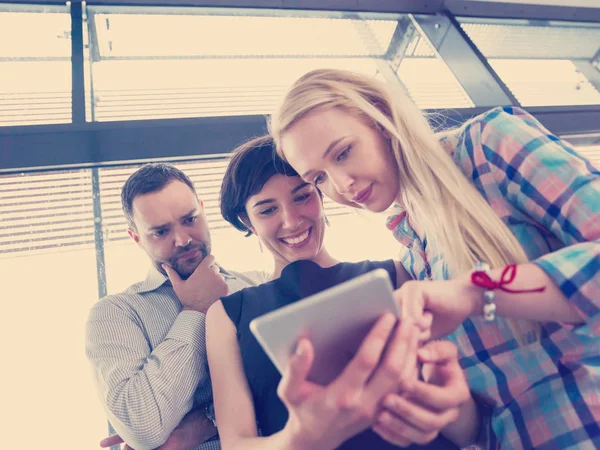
[250,268,401,386]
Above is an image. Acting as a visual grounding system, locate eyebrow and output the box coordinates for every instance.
[252,181,311,208]
[148,208,197,231]
[301,137,346,179]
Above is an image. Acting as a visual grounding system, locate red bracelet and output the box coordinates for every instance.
[471,263,546,321]
[471,264,546,294]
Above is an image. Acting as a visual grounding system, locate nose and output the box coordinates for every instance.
[280,205,303,230]
[173,227,192,248]
[329,170,355,196]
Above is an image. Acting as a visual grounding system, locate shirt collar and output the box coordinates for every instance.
[136,262,236,294]
[137,265,169,294]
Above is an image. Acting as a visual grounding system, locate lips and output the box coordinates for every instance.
[179,248,201,260]
[279,227,312,248]
[353,184,373,204]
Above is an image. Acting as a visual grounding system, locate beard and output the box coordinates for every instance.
[156,239,211,280]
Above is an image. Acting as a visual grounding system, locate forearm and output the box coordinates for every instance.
[441,396,480,448]
[465,263,583,324]
[87,310,208,449]
[158,407,218,450]
[225,433,294,450]
[225,424,326,450]
[103,356,200,450]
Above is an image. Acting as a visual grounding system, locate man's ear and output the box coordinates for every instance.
[199,199,205,209]
[128,228,141,245]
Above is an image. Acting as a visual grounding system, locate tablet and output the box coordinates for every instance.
[249,268,400,386]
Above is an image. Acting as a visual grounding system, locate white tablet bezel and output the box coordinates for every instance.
[249,268,400,386]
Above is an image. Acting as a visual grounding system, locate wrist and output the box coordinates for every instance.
[281,422,333,450]
[465,262,507,321]
[457,273,484,318]
[181,305,208,314]
[442,396,480,447]
[280,423,307,450]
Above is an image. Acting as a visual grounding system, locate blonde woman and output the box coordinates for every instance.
[269,68,599,449]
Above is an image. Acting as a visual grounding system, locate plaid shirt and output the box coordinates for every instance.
[386,107,599,449]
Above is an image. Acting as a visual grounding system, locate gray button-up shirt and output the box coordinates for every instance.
[86,265,266,450]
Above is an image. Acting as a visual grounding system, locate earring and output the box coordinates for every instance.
[324,215,331,227]
[258,238,264,253]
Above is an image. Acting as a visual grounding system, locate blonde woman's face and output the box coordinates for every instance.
[281,106,399,213]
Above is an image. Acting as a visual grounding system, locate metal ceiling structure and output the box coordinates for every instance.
[1,0,599,174]
[1,5,597,450]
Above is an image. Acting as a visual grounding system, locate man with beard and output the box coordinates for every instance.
[86,163,265,450]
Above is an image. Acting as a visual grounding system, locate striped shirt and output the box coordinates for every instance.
[86,265,266,450]
[387,107,599,449]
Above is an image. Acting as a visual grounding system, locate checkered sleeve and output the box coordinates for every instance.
[85,300,207,450]
[476,107,600,333]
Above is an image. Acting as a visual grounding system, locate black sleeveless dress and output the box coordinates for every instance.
[221,259,458,450]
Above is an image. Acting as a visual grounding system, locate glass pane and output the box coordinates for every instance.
[86,7,473,121]
[90,58,381,121]
[0,5,72,126]
[575,145,600,170]
[0,170,95,255]
[459,19,600,59]
[397,33,473,109]
[489,59,600,106]
[0,168,106,450]
[94,13,395,58]
[0,162,401,450]
[459,18,600,106]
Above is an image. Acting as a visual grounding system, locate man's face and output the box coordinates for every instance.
[128,180,212,279]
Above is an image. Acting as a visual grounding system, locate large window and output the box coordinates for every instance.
[2,3,599,449]
[0,4,71,126]
[83,7,473,122]
[0,169,104,450]
[459,18,600,106]
[575,144,600,169]
[0,157,400,450]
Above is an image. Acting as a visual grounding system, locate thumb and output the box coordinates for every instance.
[162,264,181,286]
[417,340,458,364]
[198,254,216,269]
[277,338,314,406]
[100,435,124,447]
[395,283,430,332]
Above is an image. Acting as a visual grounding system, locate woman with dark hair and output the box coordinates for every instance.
[206,136,481,450]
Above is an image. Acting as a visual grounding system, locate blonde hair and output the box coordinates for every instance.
[270,68,536,341]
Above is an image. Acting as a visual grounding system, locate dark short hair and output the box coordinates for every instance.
[121,163,197,230]
[220,135,300,236]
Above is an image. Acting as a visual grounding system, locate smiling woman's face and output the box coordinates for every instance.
[280,106,400,213]
[245,174,326,270]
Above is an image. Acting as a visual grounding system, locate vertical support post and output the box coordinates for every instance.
[86,8,100,122]
[70,1,86,124]
[91,167,116,449]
